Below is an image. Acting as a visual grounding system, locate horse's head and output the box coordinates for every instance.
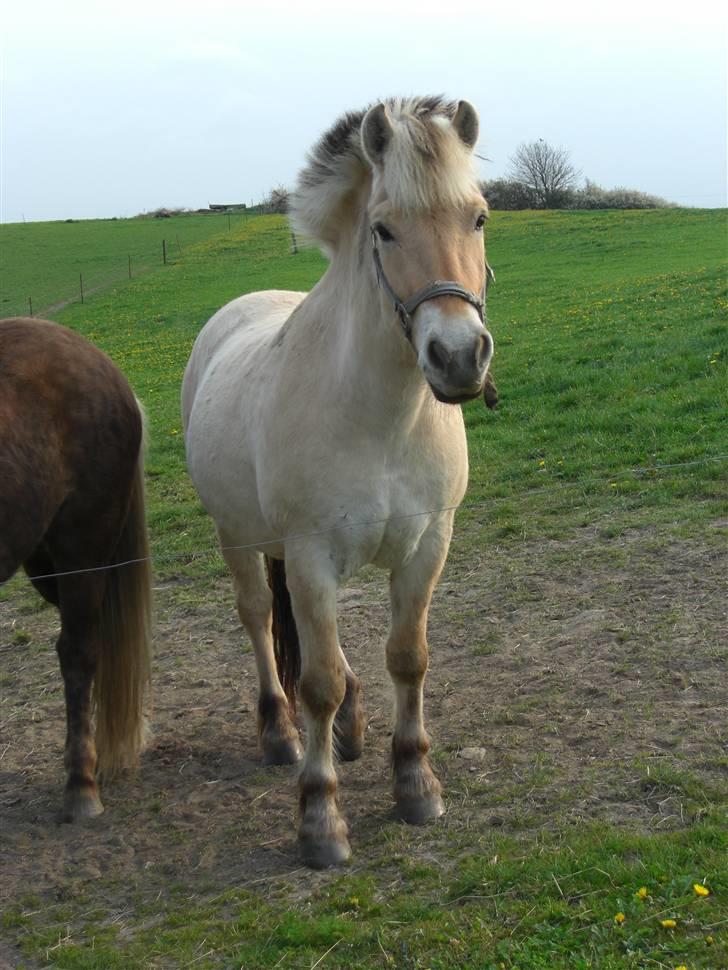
[361,99,493,404]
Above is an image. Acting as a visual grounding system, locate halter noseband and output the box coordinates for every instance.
[371,228,494,343]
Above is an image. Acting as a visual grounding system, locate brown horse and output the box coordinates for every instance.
[0,317,152,820]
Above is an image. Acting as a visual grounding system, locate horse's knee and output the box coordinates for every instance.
[386,634,428,685]
[300,664,346,719]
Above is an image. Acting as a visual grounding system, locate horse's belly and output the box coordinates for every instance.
[183,290,306,548]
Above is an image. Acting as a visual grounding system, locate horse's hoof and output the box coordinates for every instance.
[299,834,351,869]
[394,793,445,825]
[62,786,104,822]
[261,734,303,766]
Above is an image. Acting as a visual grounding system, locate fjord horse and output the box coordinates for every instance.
[182,97,494,867]
[0,318,151,820]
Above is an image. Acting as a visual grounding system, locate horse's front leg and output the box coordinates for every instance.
[285,556,350,868]
[387,519,451,824]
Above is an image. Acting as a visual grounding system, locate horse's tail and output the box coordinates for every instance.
[94,416,152,779]
[265,556,300,709]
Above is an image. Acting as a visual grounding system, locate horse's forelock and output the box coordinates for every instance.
[289,96,480,251]
[378,100,479,211]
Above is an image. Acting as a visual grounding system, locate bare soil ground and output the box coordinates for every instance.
[1,522,726,965]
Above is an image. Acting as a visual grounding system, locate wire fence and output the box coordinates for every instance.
[3,211,274,320]
[9,454,726,585]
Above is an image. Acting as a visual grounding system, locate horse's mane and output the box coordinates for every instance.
[289,96,481,253]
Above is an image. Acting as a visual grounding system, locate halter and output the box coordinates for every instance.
[371,228,494,344]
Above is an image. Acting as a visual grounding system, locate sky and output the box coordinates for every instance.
[1,0,726,223]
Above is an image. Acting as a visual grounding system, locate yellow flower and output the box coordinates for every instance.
[635,886,649,900]
[661,918,677,928]
[706,935,714,945]
[675,965,687,970]
[614,912,625,924]
[693,883,710,897]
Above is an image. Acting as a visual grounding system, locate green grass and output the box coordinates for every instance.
[0,211,262,317]
[5,819,726,968]
[1,207,726,967]
[16,206,720,578]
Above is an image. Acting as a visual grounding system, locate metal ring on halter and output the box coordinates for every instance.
[371,229,492,344]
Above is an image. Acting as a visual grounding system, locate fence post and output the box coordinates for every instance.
[80,273,84,304]
[162,239,167,265]
[28,296,33,317]
[291,231,298,255]
[128,255,132,279]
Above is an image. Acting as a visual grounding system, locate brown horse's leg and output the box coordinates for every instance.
[221,544,301,765]
[286,556,349,868]
[387,520,451,824]
[55,573,106,820]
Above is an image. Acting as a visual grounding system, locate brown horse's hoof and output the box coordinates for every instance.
[261,734,303,766]
[62,784,104,822]
[299,833,351,869]
[394,793,445,825]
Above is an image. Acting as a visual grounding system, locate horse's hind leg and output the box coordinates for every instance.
[221,544,302,765]
[334,652,365,762]
[386,520,451,824]
[55,573,106,821]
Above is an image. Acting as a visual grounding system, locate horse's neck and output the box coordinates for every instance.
[300,245,428,427]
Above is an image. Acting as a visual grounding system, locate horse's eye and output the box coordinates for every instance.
[475,213,487,231]
[373,223,395,243]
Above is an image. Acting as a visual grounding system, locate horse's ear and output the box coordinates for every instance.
[361,103,394,167]
[452,100,479,149]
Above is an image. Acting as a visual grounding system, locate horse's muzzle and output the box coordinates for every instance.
[423,327,493,404]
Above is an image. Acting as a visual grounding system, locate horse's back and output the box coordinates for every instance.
[0,317,142,580]
[182,290,306,430]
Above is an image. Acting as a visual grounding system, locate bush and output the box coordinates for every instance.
[482,178,541,210]
[481,178,673,211]
[571,180,673,210]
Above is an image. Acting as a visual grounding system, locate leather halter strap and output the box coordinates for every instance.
[371,228,493,343]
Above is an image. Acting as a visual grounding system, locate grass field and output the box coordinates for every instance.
[0,212,258,318]
[1,208,726,969]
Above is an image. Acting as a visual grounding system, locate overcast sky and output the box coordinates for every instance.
[1,0,726,223]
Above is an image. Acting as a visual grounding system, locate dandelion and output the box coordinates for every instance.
[635,886,649,900]
[660,918,677,929]
[614,912,625,924]
[675,965,687,970]
[706,935,714,945]
[693,883,710,897]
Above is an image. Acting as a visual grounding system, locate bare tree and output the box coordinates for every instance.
[507,140,580,208]
[264,185,290,214]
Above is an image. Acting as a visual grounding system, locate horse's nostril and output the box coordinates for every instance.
[479,331,493,369]
[428,339,450,372]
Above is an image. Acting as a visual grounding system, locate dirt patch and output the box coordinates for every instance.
[1,524,726,957]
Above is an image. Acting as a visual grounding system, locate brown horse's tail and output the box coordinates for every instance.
[94,422,152,779]
[265,557,300,709]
